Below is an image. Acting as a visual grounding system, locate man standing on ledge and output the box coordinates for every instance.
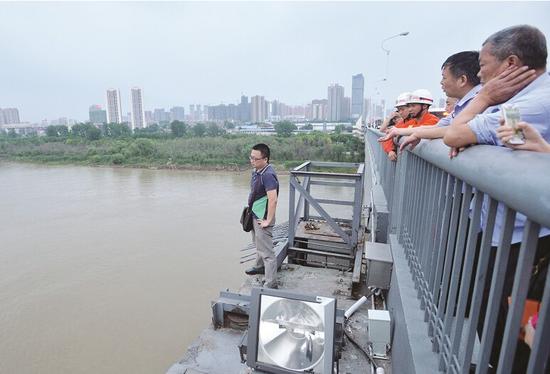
[245,143,279,289]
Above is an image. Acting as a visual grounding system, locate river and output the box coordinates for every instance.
[0,162,292,374]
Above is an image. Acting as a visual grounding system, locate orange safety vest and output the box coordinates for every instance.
[381,111,439,153]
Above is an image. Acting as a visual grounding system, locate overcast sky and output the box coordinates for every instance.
[2,1,550,123]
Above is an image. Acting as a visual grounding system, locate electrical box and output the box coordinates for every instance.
[365,242,393,290]
[367,309,391,358]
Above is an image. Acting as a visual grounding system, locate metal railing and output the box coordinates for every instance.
[288,161,365,256]
[366,127,550,374]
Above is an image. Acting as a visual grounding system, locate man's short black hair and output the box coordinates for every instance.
[441,51,481,86]
[483,25,547,69]
[252,143,270,162]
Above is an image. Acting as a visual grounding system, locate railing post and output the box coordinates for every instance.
[288,174,296,248]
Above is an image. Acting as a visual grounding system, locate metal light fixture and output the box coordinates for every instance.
[247,288,337,373]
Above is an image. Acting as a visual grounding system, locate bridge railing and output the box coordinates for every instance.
[366,127,550,374]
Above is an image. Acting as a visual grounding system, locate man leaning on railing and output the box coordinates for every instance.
[396,51,482,152]
[443,24,550,372]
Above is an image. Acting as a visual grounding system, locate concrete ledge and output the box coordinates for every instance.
[387,234,439,374]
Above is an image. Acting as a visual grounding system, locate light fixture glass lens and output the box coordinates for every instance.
[258,296,326,371]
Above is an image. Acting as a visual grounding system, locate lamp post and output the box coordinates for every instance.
[381,31,410,80]
[380,31,409,117]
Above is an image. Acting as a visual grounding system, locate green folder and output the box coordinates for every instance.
[252,195,268,219]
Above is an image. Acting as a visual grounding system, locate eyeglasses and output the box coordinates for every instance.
[249,156,266,161]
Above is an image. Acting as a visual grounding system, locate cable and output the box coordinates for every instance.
[343,290,378,370]
[343,319,378,370]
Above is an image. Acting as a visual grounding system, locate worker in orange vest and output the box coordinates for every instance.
[379,89,439,161]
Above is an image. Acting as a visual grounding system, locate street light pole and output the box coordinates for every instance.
[381,31,409,80]
[380,31,409,117]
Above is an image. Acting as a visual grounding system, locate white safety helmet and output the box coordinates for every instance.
[395,92,411,108]
[407,89,434,106]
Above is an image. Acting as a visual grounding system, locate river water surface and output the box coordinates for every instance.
[0,162,291,374]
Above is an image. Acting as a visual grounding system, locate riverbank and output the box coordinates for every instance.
[0,133,364,170]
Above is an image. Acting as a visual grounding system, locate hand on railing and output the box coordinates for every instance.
[449,146,467,159]
[378,127,403,142]
[399,134,421,152]
[497,118,550,153]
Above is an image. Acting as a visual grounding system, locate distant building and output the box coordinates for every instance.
[170,106,185,122]
[351,74,364,120]
[106,89,122,124]
[342,96,351,121]
[145,110,153,125]
[153,108,170,123]
[189,104,204,121]
[327,84,344,122]
[130,87,145,129]
[251,95,266,123]
[238,95,250,122]
[271,100,280,118]
[89,105,107,124]
[1,108,21,124]
[311,99,328,121]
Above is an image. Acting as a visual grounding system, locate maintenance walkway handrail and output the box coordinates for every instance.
[366,127,550,374]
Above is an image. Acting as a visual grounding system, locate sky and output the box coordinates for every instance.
[1,1,550,123]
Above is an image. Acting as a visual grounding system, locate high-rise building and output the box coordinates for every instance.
[1,108,21,124]
[131,87,145,129]
[89,105,107,124]
[170,106,185,122]
[327,84,344,122]
[251,95,266,123]
[271,100,279,117]
[106,89,122,124]
[342,97,351,120]
[351,74,365,119]
[311,99,328,121]
[238,95,250,122]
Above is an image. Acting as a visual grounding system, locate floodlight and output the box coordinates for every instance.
[246,287,337,374]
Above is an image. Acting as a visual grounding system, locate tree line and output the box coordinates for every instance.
[37,120,318,141]
[1,121,363,169]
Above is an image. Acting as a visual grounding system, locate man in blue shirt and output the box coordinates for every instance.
[444,25,550,372]
[444,25,549,149]
[245,143,280,289]
[381,51,481,151]
[444,25,550,245]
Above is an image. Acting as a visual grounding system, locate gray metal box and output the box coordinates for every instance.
[365,242,393,290]
[367,309,391,358]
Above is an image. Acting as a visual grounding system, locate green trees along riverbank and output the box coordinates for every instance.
[0,122,364,170]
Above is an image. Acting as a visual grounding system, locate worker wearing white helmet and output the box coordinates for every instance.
[380,92,413,132]
[406,89,439,125]
[378,89,439,161]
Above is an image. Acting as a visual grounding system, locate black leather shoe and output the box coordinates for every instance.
[245,266,265,275]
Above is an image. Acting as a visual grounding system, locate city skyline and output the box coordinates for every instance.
[2,2,550,122]
[5,75,369,124]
